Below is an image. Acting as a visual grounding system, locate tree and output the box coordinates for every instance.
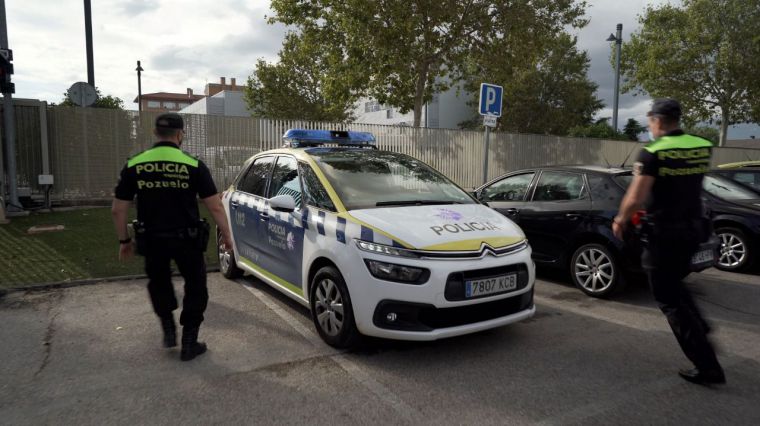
[623,118,646,141]
[60,87,124,109]
[269,0,588,127]
[684,125,720,145]
[461,32,602,134]
[618,0,760,146]
[567,118,629,140]
[245,32,356,122]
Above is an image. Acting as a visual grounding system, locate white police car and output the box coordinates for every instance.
[219,129,535,348]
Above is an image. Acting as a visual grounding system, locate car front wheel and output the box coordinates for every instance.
[570,243,623,298]
[309,266,360,348]
[715,227,752,272]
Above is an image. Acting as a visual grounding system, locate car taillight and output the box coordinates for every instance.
[631,209,646,226]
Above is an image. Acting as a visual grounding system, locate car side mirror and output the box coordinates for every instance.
[270,194,296,212]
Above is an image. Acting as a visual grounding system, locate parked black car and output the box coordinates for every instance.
[712,162,760,191]
[701,173,760,272]
[474,166,760,298]
[473,166,640,298]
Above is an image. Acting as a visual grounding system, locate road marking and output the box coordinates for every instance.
[239,279,423,423]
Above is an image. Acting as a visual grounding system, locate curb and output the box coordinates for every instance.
[1,266,221,296]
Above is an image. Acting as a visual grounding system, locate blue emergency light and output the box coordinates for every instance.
[282,129,377,148]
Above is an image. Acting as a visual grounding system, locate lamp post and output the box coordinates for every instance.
[135,60,144,113]
[606,23,622,133]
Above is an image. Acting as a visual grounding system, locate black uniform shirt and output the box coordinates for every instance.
[114,141,217,230]
[634,129,713,221]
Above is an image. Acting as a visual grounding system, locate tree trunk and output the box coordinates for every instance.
[413,62,430,127]
[719,107,729,147]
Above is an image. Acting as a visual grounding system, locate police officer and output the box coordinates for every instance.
[111,113,233,361]
[613,99,724,385]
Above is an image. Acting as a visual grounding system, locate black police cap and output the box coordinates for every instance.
[647,98,682,120]
[155,112,184,130]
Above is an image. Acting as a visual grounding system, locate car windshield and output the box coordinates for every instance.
[703,174,760,201]
[309,149,475,210]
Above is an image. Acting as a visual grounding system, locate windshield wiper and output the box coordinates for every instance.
[375,200,461,207]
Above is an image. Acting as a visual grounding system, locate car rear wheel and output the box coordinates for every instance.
[217,229,243,279]
[570,243,623,298]
[310,266,360,348]
[715,227,752,272]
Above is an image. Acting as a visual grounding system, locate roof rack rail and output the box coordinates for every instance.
[282,129,377,149]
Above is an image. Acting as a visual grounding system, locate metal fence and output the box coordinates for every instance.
[7,105,760,202]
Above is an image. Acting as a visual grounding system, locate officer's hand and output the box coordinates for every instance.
[119,242,134,261]
[612,221,626,240]
[221,233,234,252]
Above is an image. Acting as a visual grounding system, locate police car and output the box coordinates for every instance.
[218,129,535,348]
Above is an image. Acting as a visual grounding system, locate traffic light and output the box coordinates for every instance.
[0,48,15,94]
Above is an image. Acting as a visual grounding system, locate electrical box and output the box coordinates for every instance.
[38,174,54,185]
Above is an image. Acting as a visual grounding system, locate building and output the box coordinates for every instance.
[203,77,243,97]
[178,90,251,117]
[352,82,473,128]
[134,89,204,112]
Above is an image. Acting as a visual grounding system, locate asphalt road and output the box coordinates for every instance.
[1,267,759,425]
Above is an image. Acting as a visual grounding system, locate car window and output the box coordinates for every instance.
[310,150,474,210]
[588,175,622,202]
[703,174,760,200]
[732,172,760,189]
[532,171,586,201]
[482,172,535,202]
[268,156,302,208]
[238,156,273,197]
[299,162,336,212]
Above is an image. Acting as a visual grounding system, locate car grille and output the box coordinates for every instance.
[372,289,534,332]
[444,263,530,301]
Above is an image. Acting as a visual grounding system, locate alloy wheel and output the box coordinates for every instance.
[314,278,345,337]
[718,232,746,268]
[574,248,615,294]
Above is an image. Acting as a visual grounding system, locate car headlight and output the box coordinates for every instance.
[364,260,430,284]
[355,240,419,258]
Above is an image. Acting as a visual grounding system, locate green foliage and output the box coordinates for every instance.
[618,0,760,146]
[684,125,720,145]
[623,118,646,141]
[268,0,589,127]
[461,32,602,134]
[568,118,630,140]
[60,87,124,109]
[245,32,356,122]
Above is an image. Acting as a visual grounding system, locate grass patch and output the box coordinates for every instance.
[0,206,219,289]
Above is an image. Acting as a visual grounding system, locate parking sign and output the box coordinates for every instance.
[479,83,503,117]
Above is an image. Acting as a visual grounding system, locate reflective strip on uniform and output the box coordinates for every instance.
[127,146,199,168]
[643,134,712,153]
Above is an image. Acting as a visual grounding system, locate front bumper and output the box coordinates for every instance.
[343,242,536,341]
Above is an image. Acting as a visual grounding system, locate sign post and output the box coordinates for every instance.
[479,83,503,185]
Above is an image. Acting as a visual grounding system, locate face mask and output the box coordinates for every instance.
[647,130,655,141]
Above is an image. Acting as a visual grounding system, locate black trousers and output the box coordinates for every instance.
[144,239,208,328]
[642,225,721,372]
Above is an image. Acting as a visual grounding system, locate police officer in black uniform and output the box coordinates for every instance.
[613,99,724,385]
[112,113,233,361]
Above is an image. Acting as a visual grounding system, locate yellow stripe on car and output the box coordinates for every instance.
[421,237,525,252]
[240,257,304,297]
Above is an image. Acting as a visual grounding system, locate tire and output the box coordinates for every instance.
[570,243,624,298]
[217,228,243,279]
[715,227,752,272]
[309,266,360,348]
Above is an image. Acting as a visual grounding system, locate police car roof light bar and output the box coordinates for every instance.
[282,129,377,148]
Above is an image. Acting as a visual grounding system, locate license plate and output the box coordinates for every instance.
[465,274,517,298]
[691,249,714,265]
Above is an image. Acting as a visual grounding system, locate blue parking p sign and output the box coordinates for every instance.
[479,83,503,117]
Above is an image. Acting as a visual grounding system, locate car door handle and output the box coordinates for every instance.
[505,208,519,215]
[565,213,582,220]
[260,211,270,222]
[230,201,240,209]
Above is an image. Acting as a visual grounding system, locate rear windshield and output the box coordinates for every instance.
[613,174,633,189]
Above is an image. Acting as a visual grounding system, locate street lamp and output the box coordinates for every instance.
[136,60,144,113]
[607,23,622,133]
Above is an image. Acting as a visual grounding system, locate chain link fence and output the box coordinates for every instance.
[6,105,760,203]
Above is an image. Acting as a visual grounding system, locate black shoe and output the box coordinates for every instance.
[180,327,207,361]
[160,317,177,348]
[678,368,726,385]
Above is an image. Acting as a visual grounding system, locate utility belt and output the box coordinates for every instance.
[131,219,210,255]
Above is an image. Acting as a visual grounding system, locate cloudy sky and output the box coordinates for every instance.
[5,0,757,138]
